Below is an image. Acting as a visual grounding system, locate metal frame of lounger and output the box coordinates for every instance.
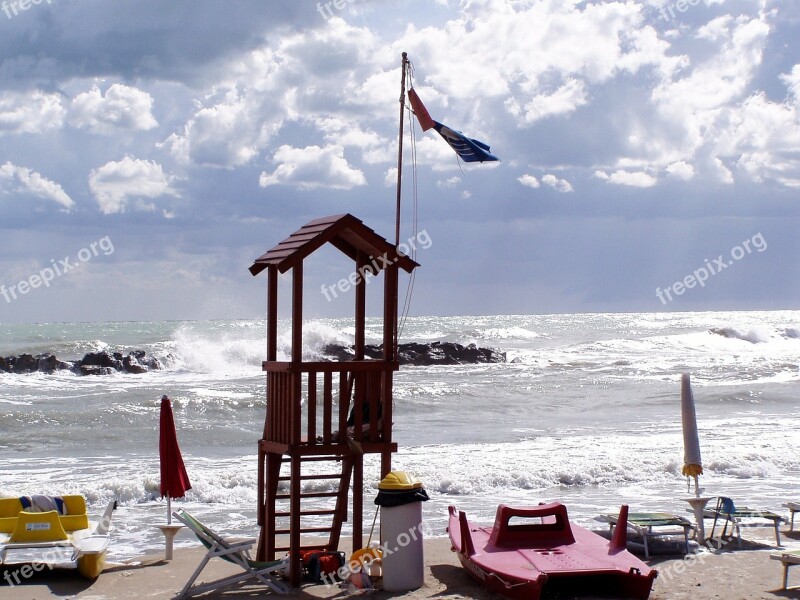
[704,497,784,548]
[770,550,800,590]
[597,512,693,559]
[172,509,289,598]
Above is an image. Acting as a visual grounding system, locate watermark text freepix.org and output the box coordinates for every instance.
[320,230,432,302]
[2,0,53,20]
[658,0,712,22]
[1,235,115,304]
[316,0,368,20]
[2,548,64,586]
[319,520,432,587]
[655,232,766,305]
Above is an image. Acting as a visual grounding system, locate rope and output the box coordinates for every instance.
[397,59,419,341]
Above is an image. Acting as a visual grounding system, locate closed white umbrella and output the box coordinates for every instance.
[681,373,703,496]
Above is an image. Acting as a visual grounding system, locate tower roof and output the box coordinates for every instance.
[249,213,419,275]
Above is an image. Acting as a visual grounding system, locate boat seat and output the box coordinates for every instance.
[0,495,89,538]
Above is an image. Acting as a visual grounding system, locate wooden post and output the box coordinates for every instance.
[355,252,367,360]
[291,262,303,446]
[267,266,278,362]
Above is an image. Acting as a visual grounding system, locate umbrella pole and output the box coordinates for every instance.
[693,474,700,498]
[167,496,172,524]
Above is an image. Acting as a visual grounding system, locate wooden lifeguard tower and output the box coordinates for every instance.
[249,213,419,585]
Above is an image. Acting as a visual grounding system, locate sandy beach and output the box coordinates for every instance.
[3,527,800,600]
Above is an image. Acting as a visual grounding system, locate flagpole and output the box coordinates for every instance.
[393,52,408,357]
[395,51,408,247]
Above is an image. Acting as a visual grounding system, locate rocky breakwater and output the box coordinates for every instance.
[0,351,163,375]
[323,341,506,365]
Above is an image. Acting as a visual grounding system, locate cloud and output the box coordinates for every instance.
[709,157,735,183]
[783,65,800,107]
[384,167,398,187]
[0,91,65,136]
[163,87,270,168]
[646,14,774,176]
[259,145,366,190]
[0,162,74,208]
[163,18,384,169]
[510,79,589,124]
[666,161,695,180]
[405,0,674,115]
[518,174,541,188]
[69,84,158,134]
[88,156,179,214]
[437,176,461,188]
[541,173,574,193]
[597,169,658,187]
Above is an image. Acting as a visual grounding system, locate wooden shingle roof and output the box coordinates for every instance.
[249,213,419,276]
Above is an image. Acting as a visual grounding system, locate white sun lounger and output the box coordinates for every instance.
[783,502,800,532]
[771,550,800,590]
[172,509,289,598]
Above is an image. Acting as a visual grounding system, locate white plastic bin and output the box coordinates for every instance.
[375,471,428,591]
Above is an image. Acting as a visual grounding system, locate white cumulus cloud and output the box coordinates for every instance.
[0,162,74,209]
[518,174,541,188]
[515,79,588,123]
[542,174,573,193]
[259,145,366,190]
[666,161,695,181]
[601,170,658,187]
[0,91,65,136]
[89,156,179,214]
[70,84,158,134]
[437,176,461,188]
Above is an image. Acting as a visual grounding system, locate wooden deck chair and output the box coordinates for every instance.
[596,511,693,559]
[708,496,739,547]
[771,550,800,590]
[172,509,289,598]
[705,497,784,548]
[784,502,800,531]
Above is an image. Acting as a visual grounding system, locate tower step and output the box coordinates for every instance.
[275,527,333,535]
[274,509,337,517]
[277,473,344,481]
[275,491,340,500]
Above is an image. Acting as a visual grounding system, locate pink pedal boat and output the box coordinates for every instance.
[448,502,657,600]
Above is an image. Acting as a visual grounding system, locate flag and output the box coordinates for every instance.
[432,122,499,163]
[408,87,499,163]
[408,88,434,131]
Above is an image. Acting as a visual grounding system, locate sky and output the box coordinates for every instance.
[1,0,799,324]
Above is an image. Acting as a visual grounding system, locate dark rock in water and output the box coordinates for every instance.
[122,354,147,374]
[323,341,506,365]
[79,365,116,376]
[13,354,37,373]
[35,353,71,373]
[0,350,163,375]
[79,351,122,370]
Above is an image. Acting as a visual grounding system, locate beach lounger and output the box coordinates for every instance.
[172,509,289,598]
[771,550,800,590]
[703,496,784,548]
[784,502,800,532]
[596,511,693,559]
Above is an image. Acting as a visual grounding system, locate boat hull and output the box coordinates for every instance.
[448,503,657,600]
[454,549,545,600]
[0,498,114,580]
[77,552,106,579]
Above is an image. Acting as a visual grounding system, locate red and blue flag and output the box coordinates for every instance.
[408,88,499,163]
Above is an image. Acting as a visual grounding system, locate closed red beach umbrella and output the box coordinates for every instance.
[159,395,191,523]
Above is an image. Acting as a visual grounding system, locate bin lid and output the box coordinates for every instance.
[378,471,422,491]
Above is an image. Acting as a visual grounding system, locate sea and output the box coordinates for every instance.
[1,310,799,562]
